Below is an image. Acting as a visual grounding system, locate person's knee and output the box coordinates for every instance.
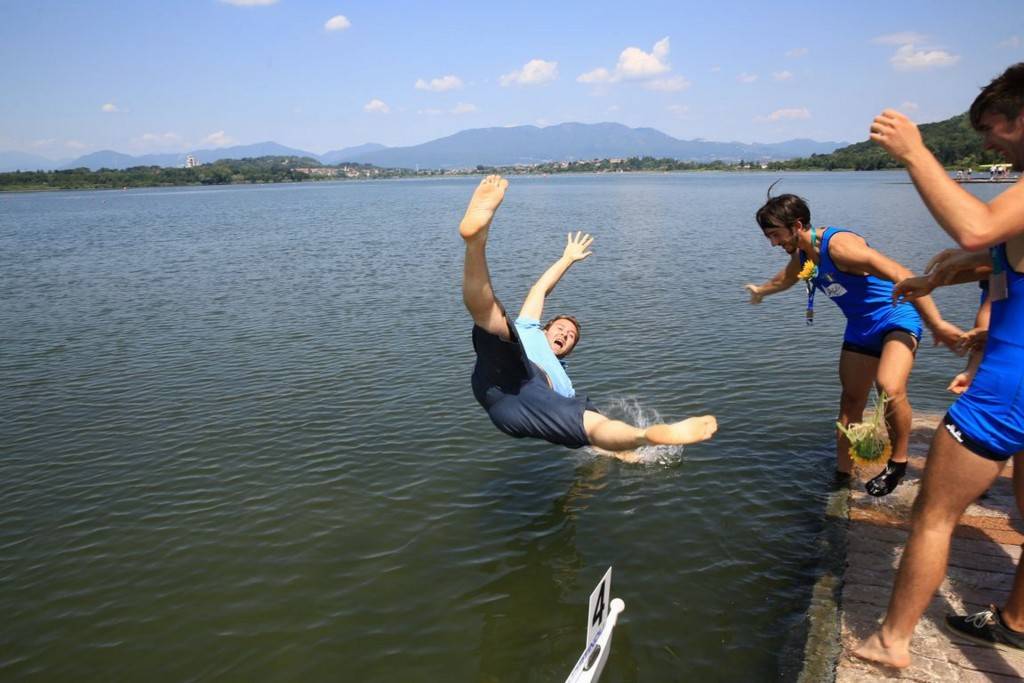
[839,390,868,418]
[908,490,961,534]
[877,381,907,405]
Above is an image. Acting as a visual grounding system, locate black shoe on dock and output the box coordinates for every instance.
[865,460,907,497]
[945,606,1024,652]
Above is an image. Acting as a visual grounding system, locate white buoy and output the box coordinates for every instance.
[565,567,625,683]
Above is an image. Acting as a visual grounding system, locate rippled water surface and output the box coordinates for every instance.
[1,174,1005,681]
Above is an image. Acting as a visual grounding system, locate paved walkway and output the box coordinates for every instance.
[835,418,1024,681]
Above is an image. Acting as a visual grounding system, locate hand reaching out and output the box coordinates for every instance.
[892,275,934,303]
[744,284,764,304]
[562,231,594,262]
[956,327,988,355]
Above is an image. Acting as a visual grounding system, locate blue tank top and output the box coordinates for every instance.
[801,227,908,320]
[988,242,1024,350]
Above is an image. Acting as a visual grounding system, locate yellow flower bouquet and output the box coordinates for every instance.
[797,258,817,281]
[836,391,891,464]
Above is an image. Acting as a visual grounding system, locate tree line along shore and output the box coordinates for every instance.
[0,113,1002,193]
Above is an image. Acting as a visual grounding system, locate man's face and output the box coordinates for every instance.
[763,225,798,254]
[545,318,578,358]
[978,110,1024,171]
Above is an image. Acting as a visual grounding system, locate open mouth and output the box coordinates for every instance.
[554,339,565,351]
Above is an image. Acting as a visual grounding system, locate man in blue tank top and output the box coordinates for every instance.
[460,175,717,459]
[745,194,962,497]
[854,63,1024,670]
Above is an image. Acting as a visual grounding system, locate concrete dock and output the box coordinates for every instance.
[801,417,1024,682]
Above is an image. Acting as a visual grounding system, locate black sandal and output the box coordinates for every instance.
[866,460,907,497]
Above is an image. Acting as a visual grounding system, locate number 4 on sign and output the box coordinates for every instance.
[586,567,612,646]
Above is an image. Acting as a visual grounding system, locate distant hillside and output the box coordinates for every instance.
[63,142,319,170]
[320,143,388,165]
[780,113,999,170]
[0,150,66,172]
[343,122,845,168]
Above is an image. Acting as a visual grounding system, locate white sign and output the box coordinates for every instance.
[586,567,612,647]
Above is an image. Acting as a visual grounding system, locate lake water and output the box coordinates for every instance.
[0,173,1005,681]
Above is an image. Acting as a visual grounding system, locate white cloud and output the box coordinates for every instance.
[30,138,56,147]
[900,101,920,111]
[737,72,758,84]
[773,71,793,81]
[756,108,811,122]
[607,105,621,113]
[201,131,237,147]
[999,35,1021,49]
[414,75,463,92]
[644,75,691,92]
[891,44,959,70]
[220,0,278,5]
[616,37,671,80]
[667,104,690,116]
[578,37,674,87]
[873,32,928,45]
[500,59,558,86]
[364,98,390,113]
[101,103,119,113]
[324,15,351,32]
[769,107,810,121]
[417,108,443,116]
[785,47,808,58]
[710,65,721,72]
[65,140,87,150]
[577,67,613,84]
[451,102,478,114]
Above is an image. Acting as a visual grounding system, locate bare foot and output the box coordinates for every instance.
[851,632,911,669]
[645,415,717,446]
[591,446,643,463]
[460,175,509,239]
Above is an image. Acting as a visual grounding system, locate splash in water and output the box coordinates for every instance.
[584,396,686,466]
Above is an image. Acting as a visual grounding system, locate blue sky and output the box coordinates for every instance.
[2,0,1022,158]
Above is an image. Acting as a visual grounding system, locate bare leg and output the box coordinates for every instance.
[461,175,510,337]
[876,332,917,465]
[583,411,717,454]
[837,349,877,474]
[852,427,1004,668]
[998,451,1024,631]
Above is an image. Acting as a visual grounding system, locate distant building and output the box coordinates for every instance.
[185,154,197,168]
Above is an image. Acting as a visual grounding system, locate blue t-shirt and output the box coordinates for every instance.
[514,317,575,397]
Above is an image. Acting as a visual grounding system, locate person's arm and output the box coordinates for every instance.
[828,232,963,349]
[892,250,994,302]
[518,232,593,320]
[869,109,1024,250]
[744,253,801,304]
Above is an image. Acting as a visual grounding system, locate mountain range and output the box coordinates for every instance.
[0,123,846,172]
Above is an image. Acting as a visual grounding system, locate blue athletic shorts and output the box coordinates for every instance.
[841,306,922,358]
[470,324,598,449]
[944,340,1024,461]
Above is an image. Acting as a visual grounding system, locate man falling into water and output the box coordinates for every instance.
[745,192,962,496]
[460,175,717,459]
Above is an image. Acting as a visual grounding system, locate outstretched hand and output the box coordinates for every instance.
[930,319,966,353]
[892,275,934,303]
[562,231,594,262]
[956,327,988,355]
[744,284,764,304]
[925,248,989,286]
[869,109,924,164]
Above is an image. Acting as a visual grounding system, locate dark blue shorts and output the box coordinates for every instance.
[944,339,1024,461]
[470,324,597,449]
[841,307,922,358]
